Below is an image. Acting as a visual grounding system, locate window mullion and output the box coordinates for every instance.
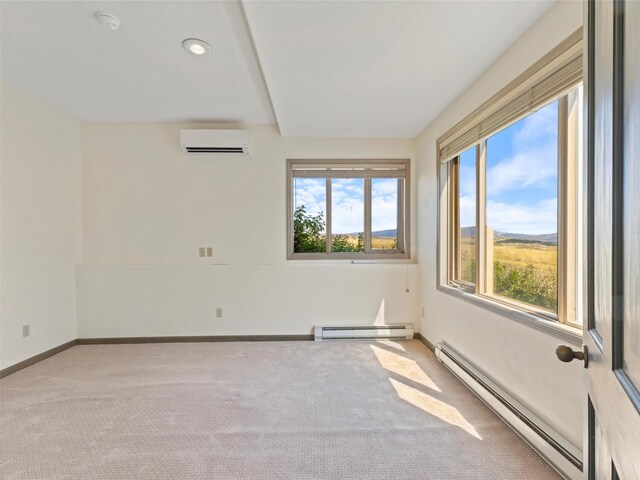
[364,178,372,254]
[397,178,404,253]
[452,159,461,280]
[448,160,458,282]
[558,94,578,326]
[557,97,568,324]
[477,141,487,295]
[325,178,332,254]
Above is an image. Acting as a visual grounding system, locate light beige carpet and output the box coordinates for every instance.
[0,340,560,479]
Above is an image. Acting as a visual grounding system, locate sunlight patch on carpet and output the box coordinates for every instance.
[389,377,482,440]
[370,344,440,392]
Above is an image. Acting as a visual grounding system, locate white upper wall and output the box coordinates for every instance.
[0,83,83,369]
[81,123,416,266]
[416,0,583,448]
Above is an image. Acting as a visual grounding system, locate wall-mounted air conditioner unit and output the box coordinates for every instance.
[180,129,250,155]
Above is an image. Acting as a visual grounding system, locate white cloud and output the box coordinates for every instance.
[295,177,402,234]
[486,102,557,196]
[459,164,476,197]
[459,195,475,228]
[460,195,557,235]
[371,179,399,232]
[487,198,557,235]
[331,179,364,233]
[372,195,398,232]
[294,178,326,224]
[372,179,398,196]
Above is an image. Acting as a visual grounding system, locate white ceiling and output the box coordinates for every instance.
[243,0,554,137]
[0,1,275,123]
[0,1,554,136]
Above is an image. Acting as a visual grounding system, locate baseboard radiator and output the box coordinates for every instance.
[314,324,414,341]
[435,342,582,480]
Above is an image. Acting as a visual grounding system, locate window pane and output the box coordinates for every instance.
[293,177,326,253]
[458,147,476,283]
[486,101,559,312]
[331,178,364,252]
[371,178,399,251]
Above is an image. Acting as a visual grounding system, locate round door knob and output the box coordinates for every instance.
[555,344,588,368]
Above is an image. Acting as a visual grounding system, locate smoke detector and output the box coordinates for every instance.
[95,12,121,31]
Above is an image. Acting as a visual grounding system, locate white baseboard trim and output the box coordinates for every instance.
[435,342,582,480]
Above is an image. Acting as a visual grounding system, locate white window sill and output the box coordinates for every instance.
[437,283,583,346]
[287,253,411,262]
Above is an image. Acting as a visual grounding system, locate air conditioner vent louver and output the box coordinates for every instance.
[185,147,245,154]
[180,129,250,155]
[314,324,414,341]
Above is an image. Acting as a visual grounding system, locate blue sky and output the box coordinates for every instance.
[293,177,398,234]
[459,100,558,235]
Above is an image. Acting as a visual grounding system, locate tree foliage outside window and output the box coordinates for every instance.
[494,261,557,311]
[332,233,364,252]
[293,205,326,253]
[293,206,366,253]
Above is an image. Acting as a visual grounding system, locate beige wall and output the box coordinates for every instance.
[415,1,584,448]
[0,83,83,369]
[77,122,419,338]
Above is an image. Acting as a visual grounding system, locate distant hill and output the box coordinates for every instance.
[497,231,557,244]
[341,229,398,238]
[371,229,397,238]
[461,226,477,238]
[461,226,557,245]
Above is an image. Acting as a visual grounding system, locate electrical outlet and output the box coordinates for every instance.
[207,247,213,257]
[421,306,425,318]
[199,247,206,257]
[216,308,223,319]
[22,324,30,337]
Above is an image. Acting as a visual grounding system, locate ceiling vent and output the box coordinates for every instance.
[180,129,250,155]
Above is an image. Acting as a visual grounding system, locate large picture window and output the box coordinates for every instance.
[438,30,582,330]
[287,159,409,259]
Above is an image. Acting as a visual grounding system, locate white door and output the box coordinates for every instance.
[579,1,640,478]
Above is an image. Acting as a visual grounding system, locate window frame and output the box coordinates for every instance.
[436,30,583,343]
[286,158,410,261]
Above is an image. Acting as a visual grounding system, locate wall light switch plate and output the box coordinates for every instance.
[199,247,206,257]
[22,324,30,337]
[207,247,213,257]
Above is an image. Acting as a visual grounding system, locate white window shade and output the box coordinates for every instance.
[438,28,583,163]
[291,160,407,178]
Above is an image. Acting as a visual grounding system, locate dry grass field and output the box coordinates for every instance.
[460,238,558,311]
[372,237,397,250]
[460,239,557,275]
[494,243,557,274]
[332,234,397,250]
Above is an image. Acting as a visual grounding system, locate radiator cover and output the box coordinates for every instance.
[314,324,414,341]
[435,342,582,480]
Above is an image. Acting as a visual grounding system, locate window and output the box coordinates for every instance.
[452,146,477,285]
[438,29,583,330]
[287,159,409,259]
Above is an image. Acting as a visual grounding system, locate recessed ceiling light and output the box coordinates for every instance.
[182,38,211,56]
